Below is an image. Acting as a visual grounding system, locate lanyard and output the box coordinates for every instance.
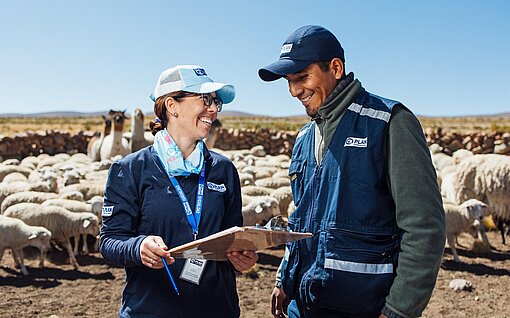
[167,164,206,240]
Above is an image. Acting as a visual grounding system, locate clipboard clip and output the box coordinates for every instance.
[256,216,288,232]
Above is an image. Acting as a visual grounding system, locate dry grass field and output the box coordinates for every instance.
[1,114,510,136]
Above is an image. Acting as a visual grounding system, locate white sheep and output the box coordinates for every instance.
[1,191,60,213]
[4,203,100,269]
[242,196,279,226]
[0,181,57,207]
[270,186,293,217]
[59,190,85,201]
[241,185,273,196]
[255,177,290,189]
[0,215,52,276]
[59,182,105,201]
[444,199,490,262]
[453,154,510,244]
[2,172,28,183]
[42,197,103,255]
[0,165,33,182]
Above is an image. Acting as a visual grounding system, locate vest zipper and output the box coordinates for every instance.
[306,166,317,231]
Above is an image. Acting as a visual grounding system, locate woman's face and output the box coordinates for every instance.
[168,92,219,141]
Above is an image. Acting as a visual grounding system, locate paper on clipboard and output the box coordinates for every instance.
[169,226,312,261]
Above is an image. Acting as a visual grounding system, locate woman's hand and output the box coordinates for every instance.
[140,235,174,269]
[226,250,258,272]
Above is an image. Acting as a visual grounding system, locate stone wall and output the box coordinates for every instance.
[0,130,95,160]
[1,128,509,161]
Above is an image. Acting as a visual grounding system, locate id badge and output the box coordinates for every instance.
[180,259,207,285]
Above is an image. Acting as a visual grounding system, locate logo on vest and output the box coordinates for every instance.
[344,137,368,148]
[102,205,114,217]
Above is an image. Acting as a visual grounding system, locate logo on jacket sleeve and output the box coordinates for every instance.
[344,137,368,148]
[207,182,226,192]
[102,205,114,217]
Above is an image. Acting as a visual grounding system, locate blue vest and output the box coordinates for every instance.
[282,92,401,317]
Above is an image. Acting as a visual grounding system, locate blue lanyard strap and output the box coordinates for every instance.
[168,164,206,240]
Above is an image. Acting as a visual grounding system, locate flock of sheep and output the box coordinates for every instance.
[432,145,510,261]
[0,110,509,277]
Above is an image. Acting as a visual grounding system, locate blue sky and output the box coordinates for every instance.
[0,1,508,117]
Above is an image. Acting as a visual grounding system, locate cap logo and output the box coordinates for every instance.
[193,68,207,76]
[280,44,293,54]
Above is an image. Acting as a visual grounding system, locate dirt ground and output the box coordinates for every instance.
[0,231,509,318]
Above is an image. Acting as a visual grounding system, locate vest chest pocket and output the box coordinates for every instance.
[288,159,307,207]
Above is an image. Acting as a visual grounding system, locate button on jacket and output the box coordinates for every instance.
[100,146,242,318]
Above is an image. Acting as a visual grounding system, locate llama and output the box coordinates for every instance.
[100,110,130,160]
[129,108,152,153]
[205,118,222,149]
[88,115,112,161]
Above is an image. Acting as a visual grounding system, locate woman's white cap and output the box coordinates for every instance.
[151,65,235,104]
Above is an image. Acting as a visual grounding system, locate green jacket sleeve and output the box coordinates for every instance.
[383,106,446,318]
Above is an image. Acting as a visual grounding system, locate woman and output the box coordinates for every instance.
[99,65,258,318]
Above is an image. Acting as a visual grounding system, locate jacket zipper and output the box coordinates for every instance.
[306,166,317,231]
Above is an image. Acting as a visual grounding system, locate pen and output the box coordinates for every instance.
[161,257,180,296]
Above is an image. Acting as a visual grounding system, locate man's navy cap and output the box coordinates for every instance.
[258,25,345,82]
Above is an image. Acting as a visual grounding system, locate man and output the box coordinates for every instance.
[259,25,445,318]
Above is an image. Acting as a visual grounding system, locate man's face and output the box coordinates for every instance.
[285,62,340,117]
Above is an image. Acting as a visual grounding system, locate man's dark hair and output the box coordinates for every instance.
[315,60,330,72]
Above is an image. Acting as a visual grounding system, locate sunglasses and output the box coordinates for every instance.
[172,93,223,112]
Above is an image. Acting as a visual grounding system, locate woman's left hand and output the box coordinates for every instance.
[226,250,258,272]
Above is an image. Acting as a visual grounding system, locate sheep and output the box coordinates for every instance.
[88,114,112,161]
[36,156,65,170]
[270,186,293,217]
[1,159,20,166]
[59,182,105,201]
[63,169,82,186]
[1,191,59,213]
[255,177,290,189]
[2,172,28,183]
[4,203,100,269]
[129,108,152,153]
[444,199,490,262]
[453,154,510,244]
[0,165,33,182]
[100,110,130,160]
[59,190,85,201]
[242,196,279,226]
[241,185,273,196]
[247,167,279,181]
[42,198,103,255]
[0,215,52,276]
[0,181,57,207]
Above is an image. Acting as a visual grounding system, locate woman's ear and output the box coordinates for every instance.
[330,58,344,80]
[164,96,177,115]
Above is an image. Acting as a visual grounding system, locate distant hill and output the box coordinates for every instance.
[0,111,107,118]
[1,110,509,118]
[418,112,510,118]
[0,110,262,118]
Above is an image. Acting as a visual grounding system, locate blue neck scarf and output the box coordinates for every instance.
[153,128,204,177]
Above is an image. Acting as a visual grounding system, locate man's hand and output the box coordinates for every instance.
[226,250,258,272]
[271,287,289,317]
[140,235,174,269]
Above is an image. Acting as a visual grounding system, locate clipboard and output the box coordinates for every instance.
[169,226,312,261]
